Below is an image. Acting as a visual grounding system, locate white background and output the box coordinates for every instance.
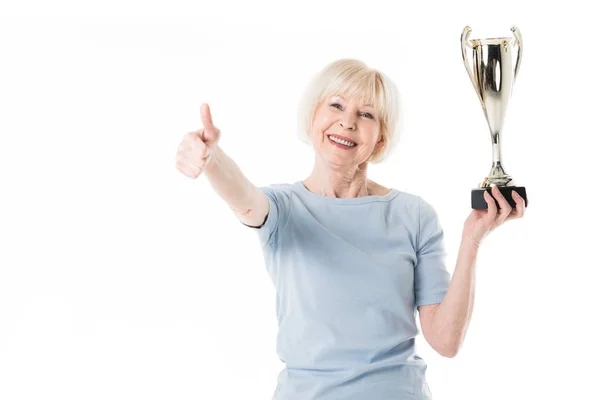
[1,1,599,399]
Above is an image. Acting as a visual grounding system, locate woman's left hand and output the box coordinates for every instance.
[461,186,527,247]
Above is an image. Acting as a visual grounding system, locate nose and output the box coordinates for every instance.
[340,113,357,130]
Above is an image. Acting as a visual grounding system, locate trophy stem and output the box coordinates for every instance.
[482,129,513,187]
[491,130,502,164]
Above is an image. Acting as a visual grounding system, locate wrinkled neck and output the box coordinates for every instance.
[303,155,371,198]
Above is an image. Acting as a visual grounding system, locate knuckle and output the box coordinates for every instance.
[185,131,202,143]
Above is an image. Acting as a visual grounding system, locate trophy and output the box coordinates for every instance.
[461,26,529,210]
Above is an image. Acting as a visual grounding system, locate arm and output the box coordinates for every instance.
[204,144,269,228]
[418,239,479,358]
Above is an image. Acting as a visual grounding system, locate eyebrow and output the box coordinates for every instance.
[335,95,374,108]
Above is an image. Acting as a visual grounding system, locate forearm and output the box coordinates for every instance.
[432,238,479,356]
[203,145,258,213]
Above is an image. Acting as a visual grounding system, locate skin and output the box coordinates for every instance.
[420,187,527,357]
[301,94,388,198]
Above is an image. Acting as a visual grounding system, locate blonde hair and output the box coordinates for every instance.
[297,58,403,164]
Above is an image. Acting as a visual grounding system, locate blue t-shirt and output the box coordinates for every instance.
[242,180,451,400]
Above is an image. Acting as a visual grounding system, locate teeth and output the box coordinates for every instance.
[328,135,355,147]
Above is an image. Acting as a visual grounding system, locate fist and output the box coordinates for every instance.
[176,103,222,178]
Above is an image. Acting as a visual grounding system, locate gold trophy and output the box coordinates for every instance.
[461,26,529,209]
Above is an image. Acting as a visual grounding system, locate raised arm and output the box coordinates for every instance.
[175,103,269,227]
[204,144,269,227]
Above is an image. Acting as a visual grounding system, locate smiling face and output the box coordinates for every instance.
[310,94,385,166]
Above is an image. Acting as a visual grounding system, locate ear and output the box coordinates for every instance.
[375,134,386,152]
[367,135,387,163]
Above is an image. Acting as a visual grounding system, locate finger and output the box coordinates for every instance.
[178,141,191,152]
[176,152,198,170]
[188,141,212,166]
[197,140,211,159]
[200,103,217,133]
[176,160,199,178]
[510,191,526,218]
[177,135,208,164]
[492,186,512,221]
[183,130,203,145]
[201,104,221,144]
[483,190,497,222]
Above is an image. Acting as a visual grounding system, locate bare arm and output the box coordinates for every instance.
[176,103,269,227]
[204,144,269,227]
[418,239,478,358]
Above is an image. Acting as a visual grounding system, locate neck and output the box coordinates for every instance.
[303,156,371,198]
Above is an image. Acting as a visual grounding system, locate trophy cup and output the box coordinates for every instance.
[461,26,529,210]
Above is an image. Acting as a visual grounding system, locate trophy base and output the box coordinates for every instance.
[472,186,528,210]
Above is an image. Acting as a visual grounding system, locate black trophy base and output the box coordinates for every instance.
[472,186,528,210]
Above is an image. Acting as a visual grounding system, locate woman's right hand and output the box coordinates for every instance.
[176,103,222,179]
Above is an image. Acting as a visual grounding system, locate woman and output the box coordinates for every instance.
[175,58,526,400]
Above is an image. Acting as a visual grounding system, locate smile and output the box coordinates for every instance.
[327,135,356,147]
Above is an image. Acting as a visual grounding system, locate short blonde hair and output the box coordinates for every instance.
[297,58,403,164]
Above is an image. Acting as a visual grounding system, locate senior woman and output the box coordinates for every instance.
[175,58,526,400]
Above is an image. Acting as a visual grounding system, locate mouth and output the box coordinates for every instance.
[327,134,356,148]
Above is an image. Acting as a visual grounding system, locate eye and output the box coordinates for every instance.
[330,103,374,119]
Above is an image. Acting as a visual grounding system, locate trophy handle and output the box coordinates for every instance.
[511,26,523,81]
[461,26,483,105]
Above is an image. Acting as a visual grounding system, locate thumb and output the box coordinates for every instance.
[200,103,220,143]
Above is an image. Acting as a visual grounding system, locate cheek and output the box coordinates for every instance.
[313,116,332,136]
[319,114,333,126]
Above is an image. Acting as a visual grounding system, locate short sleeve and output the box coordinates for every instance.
[240,184,290,246]
[414,197,451,307]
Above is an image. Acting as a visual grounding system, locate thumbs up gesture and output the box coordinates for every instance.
[176,103,222,179]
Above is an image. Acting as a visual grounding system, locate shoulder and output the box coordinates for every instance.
[391,187,438,217]
[383,183,421,210]
[246,183,296,244]
[415,195,441,221]
[368,180,421,205]
[387,190,439,233]
[367,180,392,196]
[256,182,295,215]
